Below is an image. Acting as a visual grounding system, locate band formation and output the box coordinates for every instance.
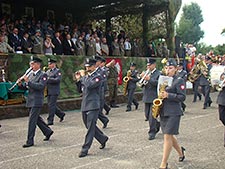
[1,54,225,169]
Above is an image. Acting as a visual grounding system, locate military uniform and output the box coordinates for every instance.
[199,61,212,109]
[75,58,108,157]
[107,65,119,107]
[19,57,53,147]
[46,58,65,125]
[216,72,225,147]
[177,63,188,111]
[142,59,161,140]
[94,56,109,128]
[126,63,139,111]
[192,76,202,102]
[160,59,186,135]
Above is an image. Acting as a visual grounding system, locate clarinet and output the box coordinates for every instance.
[8,67,33,92]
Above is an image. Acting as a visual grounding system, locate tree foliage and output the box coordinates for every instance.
[176,2,204,45]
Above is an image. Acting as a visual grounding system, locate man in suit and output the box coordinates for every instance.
[8,27,22,52]
[126,62,139,112]
[75,57,108,158]
[141,58,161,140]
[46,58,65,125]
[21,32,32,53]
[18,57,53,148]
[63,34,75,55]
[177,62,188,111]
[52,31,63,55]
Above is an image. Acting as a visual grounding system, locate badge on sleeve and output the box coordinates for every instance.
[180,84,185,90]
[58,72,61,76]
[43,77,47,81]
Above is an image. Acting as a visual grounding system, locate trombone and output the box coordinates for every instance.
[137,69,151,87]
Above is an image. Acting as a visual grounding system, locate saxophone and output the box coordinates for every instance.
[123,70,132,96]
[152,82,168,119]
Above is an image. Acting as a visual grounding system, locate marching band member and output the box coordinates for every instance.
[46,58,65,125]
[75,57,108,158]
[125,62,139,112]
[199,56,212,109]
[159,58,186,169]
[141,58,161,140]
[18,57,53,148]
[216,69,225,147]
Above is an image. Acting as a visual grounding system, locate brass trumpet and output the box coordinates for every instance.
[137,69,151,87]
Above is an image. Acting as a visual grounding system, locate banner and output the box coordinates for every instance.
[106,58,123,85]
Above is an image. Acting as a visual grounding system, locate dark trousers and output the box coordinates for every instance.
[27,107,52,144]
[81,109,108,154]
[146,103,160,135]
[47,95,65,123]
[218,105,225,126]
[201,85,211,106]
[127,88,138,109]
[193,81,201,102]
[98,96,109,125]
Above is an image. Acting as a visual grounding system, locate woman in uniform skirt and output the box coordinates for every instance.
[216,70,225,147]
[159,58,186,169]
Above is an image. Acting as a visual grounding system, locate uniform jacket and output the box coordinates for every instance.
[52,37,63,55]
[161,75,186,116]
[46,68,61,96]
[19,70,47,107]
[216,72,225,106]
[76,70,102,112]
[177,69,187,81]
[199,63,212,86]
[142,69,161,103]
[127,69,139,89]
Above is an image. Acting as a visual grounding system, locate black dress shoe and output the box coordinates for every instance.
[78,151,87,158]
[105,108,111,115]
[148,134,156,140]
[103,120,109,129]
[100,137,108,149]
[22,143,34,148]
[208,100,212,107]
[47,122,54,126]
[59,113,65,122]
[179,146,186,162]
[159,163,169,169]
[43,131,54,141]
[145,118,148,121]
[126,109,131,112]
[135,103,139,110]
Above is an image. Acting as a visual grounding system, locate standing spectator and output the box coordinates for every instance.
[101,37,109,56]
[44,34,55,55]
[119,38,125,56]
[86,35,96,56]
[8,27,22,52]
[46,58,65,125]
[146,43,155,57]
[31,29,44,54]
[106,59,119,108]
[63,34,75,55]
[21,32,32,53]
[52,31,63,55]
[112,37,120,56]
[0,33,15,53]
[95,37,102,56]
[75,35,85,56]
[124,37,132,56]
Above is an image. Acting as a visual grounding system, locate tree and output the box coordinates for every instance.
[176,2,204,45]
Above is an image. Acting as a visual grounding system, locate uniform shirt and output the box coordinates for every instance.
[46,68,62,96]
[177,69,187,81]
[142,69,161,103]
[161,75,186,116]
[76,70,102,112]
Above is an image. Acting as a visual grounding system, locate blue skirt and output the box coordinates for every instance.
[160,116,181,135]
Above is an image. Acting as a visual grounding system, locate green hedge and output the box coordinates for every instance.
[6,54,164,99]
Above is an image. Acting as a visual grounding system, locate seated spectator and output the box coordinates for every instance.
[21,32,32,53]
[63,34,75,55]
[0,33,15,53]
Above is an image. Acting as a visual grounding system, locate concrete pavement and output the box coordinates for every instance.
[0,92,224,169]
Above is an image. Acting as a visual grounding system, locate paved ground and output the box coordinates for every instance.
[0,92,225,169]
